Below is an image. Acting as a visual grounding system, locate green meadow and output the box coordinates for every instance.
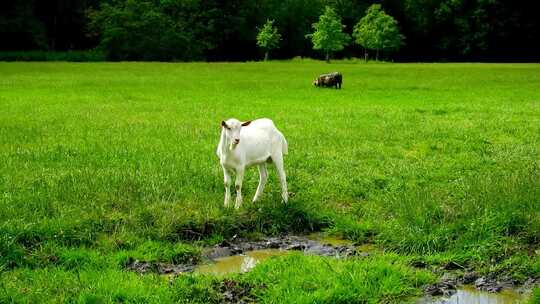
[1,61,539,303]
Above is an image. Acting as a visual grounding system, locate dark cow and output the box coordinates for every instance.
[313,72,342,89]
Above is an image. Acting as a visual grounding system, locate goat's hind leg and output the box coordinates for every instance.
[253,163,268,203]
[272,153,288,203]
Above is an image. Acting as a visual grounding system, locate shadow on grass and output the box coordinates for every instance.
[164,200,334,242]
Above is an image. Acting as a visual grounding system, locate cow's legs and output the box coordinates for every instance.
[234,167,245,209]
[253,164,268,202]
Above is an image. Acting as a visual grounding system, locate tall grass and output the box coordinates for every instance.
[243,254,434,303]
[531,288,540,304]
[373,167,540,255]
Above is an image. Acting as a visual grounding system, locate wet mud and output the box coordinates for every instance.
[418,285,528,304]
[421,272,536,303]
[202,234,357,260]
[213,279,261,304]
[125,257,195,275]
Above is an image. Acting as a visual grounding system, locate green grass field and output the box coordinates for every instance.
[1,61,539,303]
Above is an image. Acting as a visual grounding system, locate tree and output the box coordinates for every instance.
[256,19,281,61]
[306,6,349,62]
[353,4,404,61]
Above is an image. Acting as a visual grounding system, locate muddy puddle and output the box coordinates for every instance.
[202,234,357,261]
[195,233,358,275]
[195,249,287,275]
[125,233,535,303]
[417,285,528,304]
[126,233,358,276]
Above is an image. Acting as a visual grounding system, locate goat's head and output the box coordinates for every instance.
[313,78,320,86]
[221,118,251,147]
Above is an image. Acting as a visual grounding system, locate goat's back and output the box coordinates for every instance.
[241,118,287,155]
[247,118,275,130]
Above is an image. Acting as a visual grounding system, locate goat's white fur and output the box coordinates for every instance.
[217,118,288,209]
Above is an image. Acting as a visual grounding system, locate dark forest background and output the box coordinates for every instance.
[1,0,539,62]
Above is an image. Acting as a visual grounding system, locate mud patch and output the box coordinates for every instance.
[474,276,506,293]
[125,257,195,275]
[418,285,528,304]
[420,272,535,303]
[202,234,357,260]
[424,274,458,297]
[213,279,261,304]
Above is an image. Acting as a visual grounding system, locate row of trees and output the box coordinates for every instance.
[1,0,539,61]
[273,5,404,62]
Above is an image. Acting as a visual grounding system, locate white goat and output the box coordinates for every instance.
[217,118,288,209]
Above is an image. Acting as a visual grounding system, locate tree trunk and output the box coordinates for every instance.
[376,49,379,61]
[326,51,330,63]
[264,50,269,61]
[364,49,368,62]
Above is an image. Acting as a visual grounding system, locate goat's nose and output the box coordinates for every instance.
[234,139,240,143]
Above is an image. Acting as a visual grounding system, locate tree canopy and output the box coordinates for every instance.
[353,4,404,60]
[306,6,350,62]
[257,20,281,60]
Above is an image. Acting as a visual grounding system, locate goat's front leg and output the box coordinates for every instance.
[234,167,245,209]
[223,167,232,207]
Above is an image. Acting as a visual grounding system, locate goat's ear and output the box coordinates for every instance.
[221,121,229,129]
[241,120,252,127]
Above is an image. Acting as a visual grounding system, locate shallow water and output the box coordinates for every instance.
[306,232,376,253]
[306,232,353,246]
[194,249,287,275]
[418,286,528,304]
